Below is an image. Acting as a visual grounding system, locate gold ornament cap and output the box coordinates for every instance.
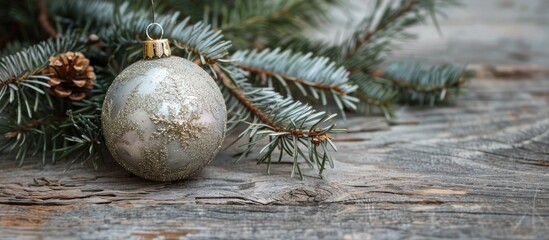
[143,39,171,59]
[143,23,171,59]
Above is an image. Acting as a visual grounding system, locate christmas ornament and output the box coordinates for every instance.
[101,23,226,181]
[42,51,95,101]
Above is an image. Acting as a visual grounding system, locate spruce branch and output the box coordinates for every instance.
[345,0,418,59]
[50,0,232,73]
[343,0,459,60]
[76,2,233,63]
[49,0,119,28]
[377,61,467,105]
[167,0,339,49]
[351,74,398,119]
[37,0,60,38]
[232,48,358,110]
[338,0,465,114]
[56,113,104,170]
[0,114,65,165]
[206,1,295,31]
[0,34,82,122]
[2,115,62,140]
[272,0,436,117]
[213,64,341,179]
[371,68,465,93]
[0,36,78,84]
[49,0,343,178]
[0,0,468,178]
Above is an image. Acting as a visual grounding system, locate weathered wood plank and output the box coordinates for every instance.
[0,76,548,239]
[1,202,546,239]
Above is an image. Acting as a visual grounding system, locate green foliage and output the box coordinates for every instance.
[232,48,358,111]
[0,0,468,178]
[275,0,466,116]
[57,113,104,170]
[0,35,82,122]
[0,34,95,166]
[165,0,340,49]
[0,1,45,47]
[352,78,398,119]
[219,65,341,179]
[50,1,232,62]
[341,0,463,113]
[381,61,466,105]
[0,114,59,166]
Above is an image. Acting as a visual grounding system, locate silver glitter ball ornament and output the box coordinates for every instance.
[101,55,226,181]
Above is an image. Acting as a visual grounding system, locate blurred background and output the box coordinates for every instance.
[317,0,549,68]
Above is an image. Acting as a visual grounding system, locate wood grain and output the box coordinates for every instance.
[0,76,547,239]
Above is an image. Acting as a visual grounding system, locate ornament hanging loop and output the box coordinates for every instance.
[146,23,164,40]
[142,0,171,59]
[147,0,161,40]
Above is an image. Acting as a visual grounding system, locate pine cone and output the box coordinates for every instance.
[42,52,96,101]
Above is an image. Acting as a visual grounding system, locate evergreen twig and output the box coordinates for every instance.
[339,0,466,113]
[0,0,467,178]
[371,69,466,93]
[37,0,60,39]
[0,34,81,122]
[213,64,341,179]
[345,0,418,59]
[233,48,358,111]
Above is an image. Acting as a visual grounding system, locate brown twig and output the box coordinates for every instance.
[343,0,419,108]
[174,41,216,64]
[210,63,328,140]
[0,70,37,88]
[37,0,60,38]
[211,63,282,132]
[236,63,348,96]
[355,91,393,108]
[0,78,17,89]
[346,0,417,59]
[371,69,466,92]
[185,41,329,140]
[3,116,63,139]
[345,0,466,98]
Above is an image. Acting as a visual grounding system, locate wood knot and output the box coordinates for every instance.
[279,188,330,203]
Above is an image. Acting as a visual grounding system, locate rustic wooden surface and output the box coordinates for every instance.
[1,1,549,239]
